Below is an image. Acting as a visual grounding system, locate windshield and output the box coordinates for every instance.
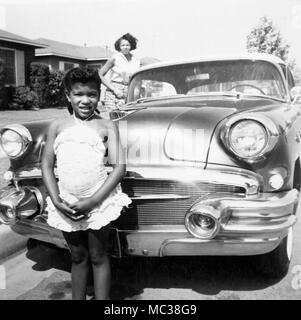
[127,60,287,103]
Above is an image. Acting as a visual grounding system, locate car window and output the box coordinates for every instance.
[133,80,177,100]
[128,60,288,102]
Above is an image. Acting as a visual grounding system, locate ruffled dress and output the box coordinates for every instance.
[45,119,131,232]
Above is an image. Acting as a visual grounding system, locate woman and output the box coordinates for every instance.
[99,33,140,113]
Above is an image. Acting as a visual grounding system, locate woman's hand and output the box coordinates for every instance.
[113,88,124,99]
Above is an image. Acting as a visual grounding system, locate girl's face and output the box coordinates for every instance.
[66,82,100,120]
[120,39,131,55]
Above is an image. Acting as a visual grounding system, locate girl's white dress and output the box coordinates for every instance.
[45,119,131,232]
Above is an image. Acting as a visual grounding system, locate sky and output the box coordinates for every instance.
[0,0,301,67]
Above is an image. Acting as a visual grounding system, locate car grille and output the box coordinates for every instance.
[117,179,245,227]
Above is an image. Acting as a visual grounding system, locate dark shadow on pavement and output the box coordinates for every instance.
[110,255,282,300]
[24,240,283,300]
[25,239,71,273]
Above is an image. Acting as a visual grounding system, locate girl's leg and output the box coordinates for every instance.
[87,226,111,300]
[62,230,90,300]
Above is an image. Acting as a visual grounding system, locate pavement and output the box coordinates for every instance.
[0,224,29,262]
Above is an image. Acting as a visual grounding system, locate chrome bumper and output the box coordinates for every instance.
[121,189,299,257]
[122,229,282,257]
[187,189,299,236]
[4,189,299,257]
[1,167,299,257]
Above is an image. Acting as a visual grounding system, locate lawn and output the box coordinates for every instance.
[0,108,69,187]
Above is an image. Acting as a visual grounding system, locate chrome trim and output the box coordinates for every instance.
[0,186,42,225]
[158,236,280,257]
[27,186,44,215]
[122,228,283,256]
[0,187,25,224]
[7,219,285,257]
[223,215,296,234]
[13,166,261,195]
[14,167,58,180]
[184,203,221,239]
[0,124,33,159]
[220,113,280,163]
[131,194,190,200]
[131,54,286,78]
[184,189,298,236]
[124,167,260,195]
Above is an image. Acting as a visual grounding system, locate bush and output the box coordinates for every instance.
[45,69,67,106]
[30,62,50,107]
[8,86,39,110]
[0,58,7,110]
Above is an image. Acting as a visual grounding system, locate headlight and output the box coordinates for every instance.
[0,124,32,158]
[221,114,279,162]
[229,120,267,158]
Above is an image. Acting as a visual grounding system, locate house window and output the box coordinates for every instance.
[59,61,79,71]
[0,48,16,85]
[86,63,103,71]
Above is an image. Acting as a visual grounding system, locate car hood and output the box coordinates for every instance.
[121,102,237,166]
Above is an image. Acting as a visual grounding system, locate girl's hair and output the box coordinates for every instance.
[114,33,138,51]
[62,67,101,114]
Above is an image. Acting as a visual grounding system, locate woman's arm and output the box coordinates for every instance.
[98,58,123,98]
[69,121,126,214]
[41,121,75,216]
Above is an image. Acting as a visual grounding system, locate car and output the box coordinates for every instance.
[1,53,301,278]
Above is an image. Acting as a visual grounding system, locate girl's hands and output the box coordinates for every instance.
[53,198,77,217]
[53,197,99,221]
[68,199,98,215]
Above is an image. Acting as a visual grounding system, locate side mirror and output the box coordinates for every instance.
[291,86,301,103]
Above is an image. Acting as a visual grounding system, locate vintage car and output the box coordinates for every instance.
[1,53,301,278]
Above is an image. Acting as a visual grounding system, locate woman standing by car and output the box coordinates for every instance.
[98,33,140,114]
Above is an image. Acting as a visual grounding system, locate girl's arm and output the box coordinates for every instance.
[69,121,126,214]
[41,121,75,216]
[98,58,123,99]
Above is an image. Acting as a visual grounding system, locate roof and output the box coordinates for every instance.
[0,29,46,48]
[140,56,161,66]
[134,53,286,75]
[35,38,113,61]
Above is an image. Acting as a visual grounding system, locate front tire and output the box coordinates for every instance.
[255,227,293,278]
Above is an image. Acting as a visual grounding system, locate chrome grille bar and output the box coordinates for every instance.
[119,179,245,227]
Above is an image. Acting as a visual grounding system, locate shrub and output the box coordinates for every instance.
[30,62,50,107]
[8,86,39,110]
[45,69,67,106]
[0,58,7,110]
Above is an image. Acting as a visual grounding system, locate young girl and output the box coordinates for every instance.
[41,67,131,300]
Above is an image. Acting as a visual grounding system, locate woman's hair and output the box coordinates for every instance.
[62,67,101,114]
[114,33,138,51]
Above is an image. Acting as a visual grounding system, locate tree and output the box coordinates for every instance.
[246,16,290,61]
[246,16,301,85]
[288,59,301,86]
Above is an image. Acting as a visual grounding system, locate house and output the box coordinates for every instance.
[34,38,113,72]
[0,29,45,86]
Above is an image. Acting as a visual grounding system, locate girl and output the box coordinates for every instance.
[41,67,131,300]
[99,33,140,113]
